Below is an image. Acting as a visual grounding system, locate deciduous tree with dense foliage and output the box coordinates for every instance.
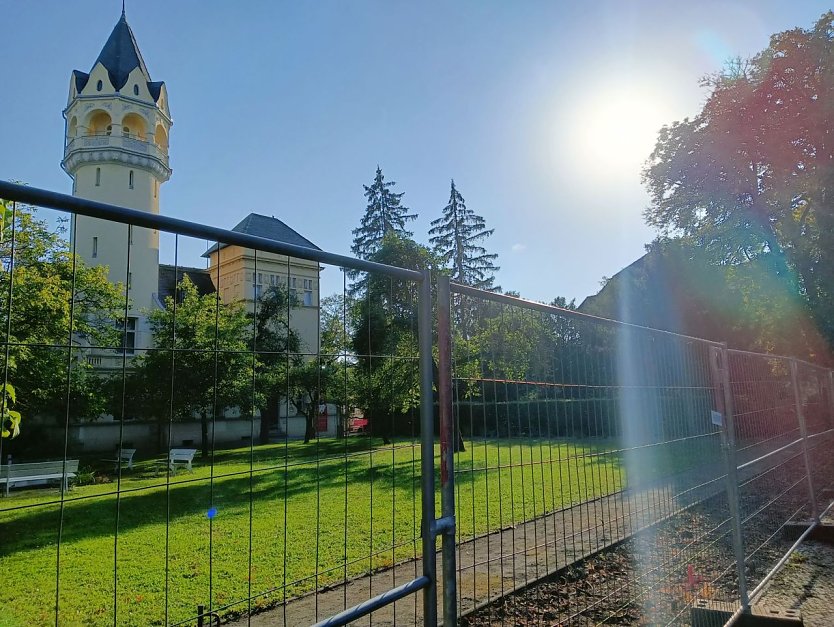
[130,277,253,458]
[0,199,123,446]
[350,233,433,444]
[643,12,834,359]
[252,285,301,444]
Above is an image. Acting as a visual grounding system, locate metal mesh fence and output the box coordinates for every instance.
[724,352,834,607]
[445,285,834,627]
[0,185,437,627]
[2,182,834,627]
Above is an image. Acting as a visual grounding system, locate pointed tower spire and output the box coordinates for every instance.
[92,11,151,90]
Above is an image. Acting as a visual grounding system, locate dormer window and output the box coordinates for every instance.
[133,84,139,96]
[96,80,103,91]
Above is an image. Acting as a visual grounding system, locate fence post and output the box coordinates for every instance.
[436,274,457,626]
[711,344,749,612]
[790,359,818,523]
[418,269,438,626]
[829,370,834,428]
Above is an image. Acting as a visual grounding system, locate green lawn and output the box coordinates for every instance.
[0,436,705,626]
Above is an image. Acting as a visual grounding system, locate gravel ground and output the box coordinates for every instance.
[460,493,834,626]
[756,518,834,627]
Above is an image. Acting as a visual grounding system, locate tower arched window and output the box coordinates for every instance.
[129,170,134,189]
[95,167,101,187]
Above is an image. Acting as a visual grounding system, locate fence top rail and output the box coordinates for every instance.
[725,346,830,372]
[450,280,723,346]
[0,180,423,281]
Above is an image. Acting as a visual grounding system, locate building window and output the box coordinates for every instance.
[133,84,139,96]
[269,274,276,286]
[129,170,134,189]
[253,284,263,300]
[118,317,137,355]
[95,167,101,186]
[258,273,263,284]
[303,278,313,306]
[96,80,103,91]
[92,237,98,258]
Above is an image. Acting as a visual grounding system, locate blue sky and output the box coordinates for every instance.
[2,1,831,302]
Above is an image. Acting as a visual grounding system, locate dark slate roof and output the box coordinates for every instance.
[72,70,89,93]
[202,213,321,257]
[72,13,163,101]
[157,265,215,303]
[147,81,163,101]
[94,12,151,90]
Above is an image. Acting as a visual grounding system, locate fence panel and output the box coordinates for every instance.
[0,181,437,627]
[795,360,834,516]
[446,285,742,626]
[4,181,834,627]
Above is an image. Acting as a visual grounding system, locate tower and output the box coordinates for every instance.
[62,10,172,359]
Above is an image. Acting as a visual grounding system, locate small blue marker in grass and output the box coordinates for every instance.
[207,507,218,519]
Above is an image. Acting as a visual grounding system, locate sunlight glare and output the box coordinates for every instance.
[571,84,672,181]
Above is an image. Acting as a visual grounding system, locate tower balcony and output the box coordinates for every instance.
[63,133,171,180]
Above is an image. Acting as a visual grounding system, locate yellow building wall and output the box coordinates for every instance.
[208,246,322,354]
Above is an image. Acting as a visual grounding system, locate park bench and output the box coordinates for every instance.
[101,448,136,471]
[0,456,79,496]
[168,448,197,472]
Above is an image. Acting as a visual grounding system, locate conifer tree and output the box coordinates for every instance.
[351,166,416,259]
[429,179,499,289]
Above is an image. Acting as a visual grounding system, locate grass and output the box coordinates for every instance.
[0,435,708,626]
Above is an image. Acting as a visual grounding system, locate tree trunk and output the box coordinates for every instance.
[259,395,280,445]
[303,409,316,444]
[200,411,209,459]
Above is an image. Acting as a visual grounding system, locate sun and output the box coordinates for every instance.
[571,84,672,181]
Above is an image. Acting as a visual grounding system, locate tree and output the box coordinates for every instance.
[429,179,499,290]
[643,12,834,359]
[351,233,433,444]
[351,166,417,260]
[0,199,123,444]
[130,276,253,458]
[252,285,301,445]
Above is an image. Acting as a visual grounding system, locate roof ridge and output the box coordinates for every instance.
[93,12,152,90]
